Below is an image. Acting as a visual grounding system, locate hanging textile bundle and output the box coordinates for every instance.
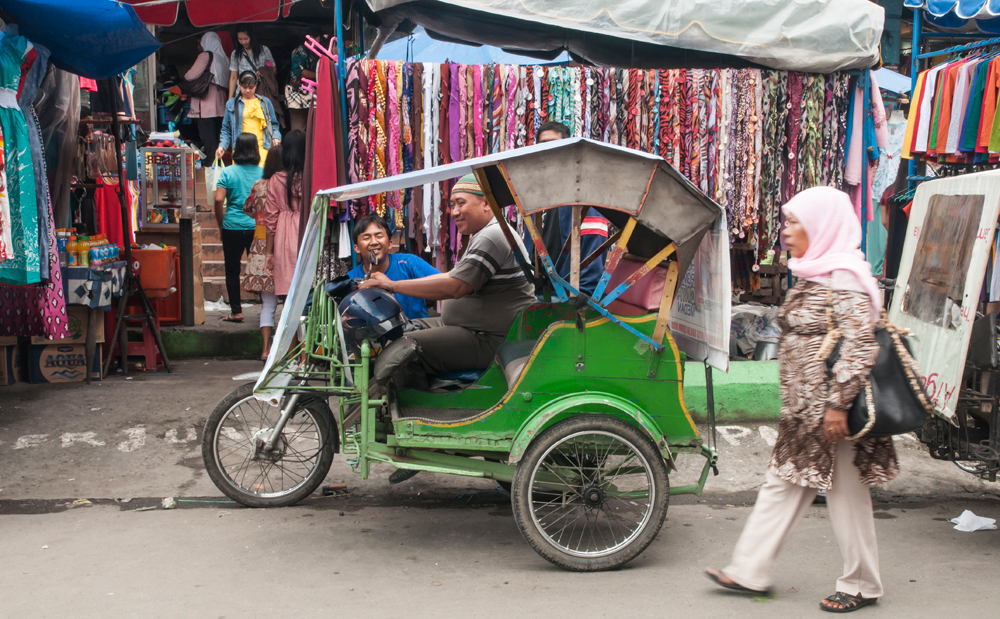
[340,59,866,288]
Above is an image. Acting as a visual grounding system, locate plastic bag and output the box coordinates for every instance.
[205,157,225,201]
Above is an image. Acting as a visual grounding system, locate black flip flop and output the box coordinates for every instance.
[705,570,771,596]
[820,592,878,613]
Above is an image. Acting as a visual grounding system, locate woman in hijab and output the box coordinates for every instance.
[184,32,229,160]
[706,187,898,613]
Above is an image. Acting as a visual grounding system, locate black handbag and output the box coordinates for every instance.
[822,286,934,439]
[178,51,214,99]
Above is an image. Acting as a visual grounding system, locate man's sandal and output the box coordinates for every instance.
[704,569,771,596]
[820,592,878,613]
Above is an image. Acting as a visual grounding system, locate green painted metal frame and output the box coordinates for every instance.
[247,190,717,496]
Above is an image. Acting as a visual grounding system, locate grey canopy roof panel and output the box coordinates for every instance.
[364,0,884,72]
[318,138,723,278]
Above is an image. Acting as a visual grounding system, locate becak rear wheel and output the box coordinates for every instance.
[511,415,669,571]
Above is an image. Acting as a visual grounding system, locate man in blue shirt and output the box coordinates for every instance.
[347,214,441,319]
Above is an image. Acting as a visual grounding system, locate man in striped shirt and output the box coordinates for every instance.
[359,174,535,385]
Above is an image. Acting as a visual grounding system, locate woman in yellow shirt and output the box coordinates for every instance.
[217,71,281,166]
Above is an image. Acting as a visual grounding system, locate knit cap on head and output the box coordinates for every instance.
[451,173,484,196]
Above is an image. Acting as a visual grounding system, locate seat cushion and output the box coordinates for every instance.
[495,339,537,387]
[604,258,666,310]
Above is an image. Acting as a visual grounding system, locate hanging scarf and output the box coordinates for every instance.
[367,61,387,216]
[491,64,503,153]
[506,66,519,150]
[458,64,468,160]
[473,64,485,158]
[706,70,720,198]
[783,71,804,204]
[797,73,826,194]
[626,68,640,151]
[760,70,788,251]
[448,64,461,164]
[386,61,401,215]
[345,59,362,188]
[465,64,475,160]
[572,68,584,136]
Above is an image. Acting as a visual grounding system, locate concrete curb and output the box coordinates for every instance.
[161,328,262,360]
[683,360,781,422]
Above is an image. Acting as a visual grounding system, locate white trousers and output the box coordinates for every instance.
[260,291,279,328]
[723,439,883,598]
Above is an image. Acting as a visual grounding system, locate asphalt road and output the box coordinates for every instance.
[1,360,998,618]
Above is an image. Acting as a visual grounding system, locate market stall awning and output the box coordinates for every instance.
[2,0,161,79]
[124,0,293,27]
[904,0,1000,32]
[365,0,884,72]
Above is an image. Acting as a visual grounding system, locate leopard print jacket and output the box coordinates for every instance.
[768,281,899,489]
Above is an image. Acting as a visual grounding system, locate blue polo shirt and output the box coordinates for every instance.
[347,253,441,319]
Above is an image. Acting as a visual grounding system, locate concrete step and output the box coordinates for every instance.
[196,210,219,227]
[203,277,227,303]
[202,260,228,279]
[201,227,220,243]
[202,243,223,262]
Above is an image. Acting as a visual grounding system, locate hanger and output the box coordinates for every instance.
[305,35,337,63]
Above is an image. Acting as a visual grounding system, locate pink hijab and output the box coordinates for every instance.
[782,186,881,321]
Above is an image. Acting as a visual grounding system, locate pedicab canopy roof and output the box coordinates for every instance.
[365,0,884,73]
[319,138,722,282]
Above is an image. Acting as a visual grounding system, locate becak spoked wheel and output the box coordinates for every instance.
[511,415,669,571]
[202,382,336,508]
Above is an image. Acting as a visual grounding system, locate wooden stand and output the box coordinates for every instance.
[100,77,172,377]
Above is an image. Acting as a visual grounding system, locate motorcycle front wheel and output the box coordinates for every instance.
[202,382,336,508]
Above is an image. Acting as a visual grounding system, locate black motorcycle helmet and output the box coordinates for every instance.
[338,288,405,356]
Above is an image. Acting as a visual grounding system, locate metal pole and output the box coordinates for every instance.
[907,8,922,188]
[179,217,194,326]
[704,362,717,452]
[335,0,349,152]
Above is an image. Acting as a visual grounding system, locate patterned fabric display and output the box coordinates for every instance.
[342,59,855,267]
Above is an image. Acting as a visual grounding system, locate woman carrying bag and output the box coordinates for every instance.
[217,71,280,166]
[182,32,229,160]
[706,187,899,613]
[214,133,263,323]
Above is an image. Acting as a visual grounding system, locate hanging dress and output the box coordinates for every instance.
[0,105,8,265]
[0,32,39,285]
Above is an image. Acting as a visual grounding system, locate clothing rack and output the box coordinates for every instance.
[908,8,1000,187]
[916,35,1000,60]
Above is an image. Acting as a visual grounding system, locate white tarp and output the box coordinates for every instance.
[367,0,884,73]
[888,170,1000,423]
[669,215,731,372]
[253,197,324,404]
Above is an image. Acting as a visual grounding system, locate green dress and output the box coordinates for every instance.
[0,32,38,285]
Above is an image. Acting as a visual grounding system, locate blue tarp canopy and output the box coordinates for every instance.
[905,0,1000,33]
[378,26,571,64]
[1,0,160,79]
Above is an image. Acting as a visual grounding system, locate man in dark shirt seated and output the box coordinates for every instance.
[360,174,535,387]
